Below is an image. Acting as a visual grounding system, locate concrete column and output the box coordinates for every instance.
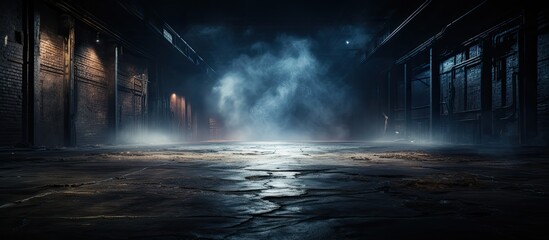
[22,0,39,146]
[114,46,119,143]
[429,47,440,142]
[386,71,391,136]
[518,8,538,144]
[404,63,412,139]
[61,15,75,146]
[387,71,391,118]
[480,37,493,143]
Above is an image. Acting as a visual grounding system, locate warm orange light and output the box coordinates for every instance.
[169,93,177,113]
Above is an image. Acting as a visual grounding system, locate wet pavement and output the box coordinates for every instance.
[1,142,548,239]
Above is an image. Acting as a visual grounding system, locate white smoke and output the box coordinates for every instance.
[211,35,352,140]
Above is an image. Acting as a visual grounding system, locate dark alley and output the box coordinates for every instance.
[1,0,549,239]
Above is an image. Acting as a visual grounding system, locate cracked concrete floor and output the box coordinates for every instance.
[1,142,548,239]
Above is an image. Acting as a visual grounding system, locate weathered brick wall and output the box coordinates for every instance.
[35,4,66,146]
[538,11,549,142]
[118,51,147,138]
[74,24,111,145]
[0,1,159,147]
[0,0,23,146]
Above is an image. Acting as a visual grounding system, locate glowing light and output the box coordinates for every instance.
[95,32,100,43]
[169,93,177,113]
[345,40,350,45]
[395,131,399,134]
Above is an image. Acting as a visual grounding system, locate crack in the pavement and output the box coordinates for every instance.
[0,163,167,209]
[222,204,285,237]
[224,215,317,237]
[179,186,265,194]
[245,168,331,173]
[245,174,285,181]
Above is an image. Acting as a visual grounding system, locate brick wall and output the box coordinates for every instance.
[74,24,111,146]
[0,0,23,146]
[118,51,147,140]
[0,1,161,147]
[35,4,66,146]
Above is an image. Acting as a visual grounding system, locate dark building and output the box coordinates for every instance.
[352,0,549,145]
[1,0,213,147]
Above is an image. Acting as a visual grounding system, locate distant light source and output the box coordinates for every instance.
[171,93,177,98]
[95,32,100,43]
[345,40,350,45]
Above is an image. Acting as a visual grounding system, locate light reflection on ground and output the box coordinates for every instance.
[1,142,548,239]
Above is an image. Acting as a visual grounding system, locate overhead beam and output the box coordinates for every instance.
[116,0,215,74]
